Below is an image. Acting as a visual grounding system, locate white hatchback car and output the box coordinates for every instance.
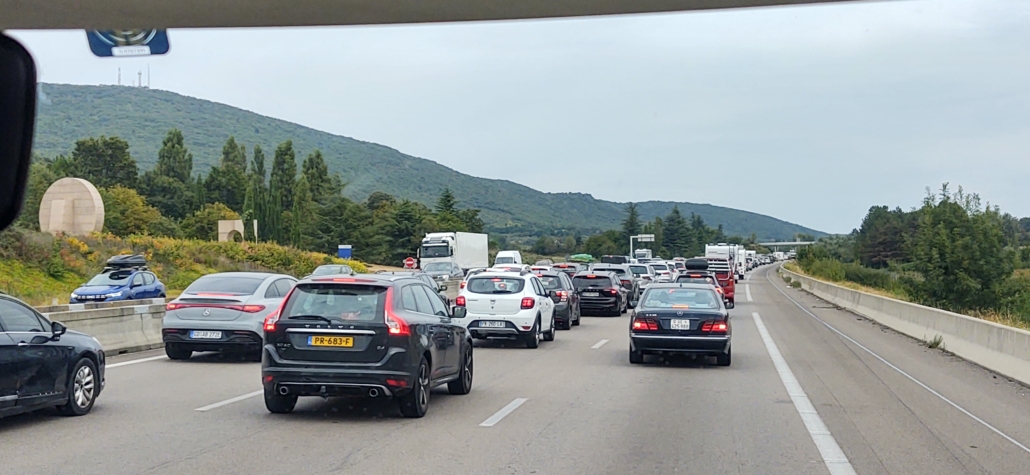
[455,271,556,348]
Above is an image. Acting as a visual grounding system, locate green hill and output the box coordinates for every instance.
[33,83,824,240]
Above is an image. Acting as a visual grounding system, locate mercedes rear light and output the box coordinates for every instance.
[701,321,728,333]
[521,297,535,309]
[632,317,659,331]
[384,288,411,336]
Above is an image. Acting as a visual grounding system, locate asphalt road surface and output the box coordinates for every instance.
[4,264,1030,474]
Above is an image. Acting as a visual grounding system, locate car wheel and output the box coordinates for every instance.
[165,343,192,360]
[264,387,298,414]
[559,313,571,330]
[448,344,473,395]
[727,300,735,309]
[543,315,556,341]
[58,358,98,416]
[629,347,644,365]
[572,306,581,326]
[399,357,430,418]
[525,320,540,349]
[717,347,732,367]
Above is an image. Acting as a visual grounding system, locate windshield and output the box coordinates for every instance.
[183,276,264,296]
[421,245,450,258]
[538,276,563,290]
[85,270,133,286]
[467,277,525,294]
[495,256,515,264]
[282,284,383,321]
[311,265,353,276]
[639,288,721,309]
[593,267,627,276]
[629,265,649,275]
[422,262,452,272]
[573,276,614,290]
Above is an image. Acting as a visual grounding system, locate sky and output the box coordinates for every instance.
[9,0,1030,234]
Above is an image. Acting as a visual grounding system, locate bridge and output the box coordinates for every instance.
[757,241,816,248]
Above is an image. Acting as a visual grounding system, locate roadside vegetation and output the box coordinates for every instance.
[791,184,1030,328]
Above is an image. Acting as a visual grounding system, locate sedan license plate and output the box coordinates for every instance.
[479,321,506,328]
[308,335,354,347]
[189,330,222,339]
[583,292,600,297]
[670,319,692,330]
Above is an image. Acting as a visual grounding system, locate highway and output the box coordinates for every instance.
[3,264,1030,475]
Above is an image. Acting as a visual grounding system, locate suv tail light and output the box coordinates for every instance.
[455,295,466,306]
[460,281,467,289]
[701,321,728,333]
[521,297,535,309]
[620,279,632,287]
[632,318,659,331]
[385,288,411,336]
[262,288,294,332]
[607,289,618,296]
[556,290,568,302]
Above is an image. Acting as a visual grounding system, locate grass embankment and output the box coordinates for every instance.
[0,228,367,306]
[782,262,1030,331]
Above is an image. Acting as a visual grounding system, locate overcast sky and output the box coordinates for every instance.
[10,0,1030,234]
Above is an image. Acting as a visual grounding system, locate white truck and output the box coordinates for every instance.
[418,232,489,273]
[746,250,757,270]
[705,243,745,282]
[773,251,786,261]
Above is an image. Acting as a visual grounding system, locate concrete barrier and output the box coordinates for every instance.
[40,301,167,355]
[779,266,1030,386]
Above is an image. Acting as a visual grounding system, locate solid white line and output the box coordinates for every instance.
[752,312,857,475]
[106,355,167,369]
[479,398,528,427]
[745,284,753,302]
[591,339,610,349]
[195,390,263,412]
[766,271,1030,456]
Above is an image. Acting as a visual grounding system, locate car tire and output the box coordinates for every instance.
[572,306,581,326]
[264,387,298,414]
[399,357,431,418]
[726,300,735,309]
[525,320,541,349]
[165,343,192,360]
[58,358,99,416]
[716,347,732,367]
[629,348,644,365]
[448,344,473,395]
[543,315,556,342]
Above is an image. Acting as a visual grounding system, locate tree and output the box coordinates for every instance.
[366,191,397,213]
[270,140,297,212]
[662,206,689,257]
[14,162,58,230]
[69,136,138,189]
[154,129,193,183]
[139,173,193,220]
[436,187,458,215]
[622,203,641,240]
[457,208,485,233]
[180,203,241,241]
[854,206,914,268]
[204,137,248,212]
[98,186,162,236]
[302,150,337,203]
[291,176,315,248]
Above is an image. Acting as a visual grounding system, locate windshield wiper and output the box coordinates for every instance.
[286,315,334,324]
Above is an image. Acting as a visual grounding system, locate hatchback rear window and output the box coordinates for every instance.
[467,277,525,294]
[282,284,385,322]
[629,265,649,275]
[184,276,264,296]
[593,267,627,276]
[538,276,563,290]
[573,275,614,290]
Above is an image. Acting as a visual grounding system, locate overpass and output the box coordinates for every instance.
[757,241,815,249]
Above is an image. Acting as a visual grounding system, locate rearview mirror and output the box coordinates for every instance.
[451,306,467,319]
[0,34,37,232]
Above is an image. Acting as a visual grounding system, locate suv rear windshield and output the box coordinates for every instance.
[593,267,627,276]
[629,265,649,275]
[640,288,721,310]
[495,257,515,264]
[282,284,385,322]
[183,276,265,296]
[676,276,717,285]
[467,277,525,294]
[537,275,563,290]
[573,275,615,290]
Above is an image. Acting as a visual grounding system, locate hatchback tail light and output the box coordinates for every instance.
[460,281,467,289]
[632,318,659,331]
[385,288,411,336]
[521,297,535,309]
[455,295,466,307]
[701,321,728,333]
[556,290,568,302]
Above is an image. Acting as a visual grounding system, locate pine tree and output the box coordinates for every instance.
[270,140,297,212]
[302,149,334,203]
[291,176,314,248]
[154,129,192,183]
[622,203,641,239]
[436,187,458,215]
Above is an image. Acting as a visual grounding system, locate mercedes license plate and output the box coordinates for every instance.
[480,321,506,328]
[189,330,222,339]
[670,320,691,330]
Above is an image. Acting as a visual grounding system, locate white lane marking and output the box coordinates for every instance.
[479,398,528,427]
[766,273,1030,456]
[746,284,753,302]
[591,339,610,349]
[106,355,167,368]
[195,390,263,412]
[752,312,857,475]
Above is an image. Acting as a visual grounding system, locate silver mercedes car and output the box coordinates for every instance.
[161,272,296,360]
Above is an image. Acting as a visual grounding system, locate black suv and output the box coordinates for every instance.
[589,264,640,307]
[535,270,581,329]
[261,274,473,418]
[572,271,628,316]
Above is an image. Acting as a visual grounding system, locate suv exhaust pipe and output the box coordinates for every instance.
[278,385,290,396]
[368,388,380,398]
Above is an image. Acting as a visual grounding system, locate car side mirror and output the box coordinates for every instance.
[0,34,37,233]
[439,284,448,291]
[452,306,467,319]
[51,321,67,338]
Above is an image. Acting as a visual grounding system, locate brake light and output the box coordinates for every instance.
[701,321,728,333]
[715,287,724,294]
[384,288,411,336]
[456,295,466,307]
[587,275,596,278]
[167,302,266,312]
[621,279,631,286]
[263,309,281,332]
[608,289,618,296]
[166,302,183,311]
[557,290,568,302]
[241,305,266,313]
[521,297,535,309]
[312,277,376,283]
[460,281,466,289]
[632,318,659,331]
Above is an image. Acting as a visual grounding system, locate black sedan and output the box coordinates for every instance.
[629,283,731,366]
[261,274,473,418]
[0,295,106,418]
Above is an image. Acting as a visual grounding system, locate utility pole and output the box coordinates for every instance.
[117,67,121,85]
[147,64,150,88]
[137,71,142,88]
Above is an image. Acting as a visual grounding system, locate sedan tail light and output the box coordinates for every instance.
[166,302,265,313]
[455,295,466,307]
[521,297,535,309]
[701,321,728,333]
[632,318,659,331]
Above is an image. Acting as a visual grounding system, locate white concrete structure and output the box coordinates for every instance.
[218,219,245,242]
[38,177,105,236]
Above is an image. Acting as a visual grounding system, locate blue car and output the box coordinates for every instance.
[70,255,166,303]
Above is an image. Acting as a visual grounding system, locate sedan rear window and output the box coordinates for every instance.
[183,276,265,296]
[640,288,721,310]
[467,277,525,294]
[573,275,614,290]
[282,284,384,322]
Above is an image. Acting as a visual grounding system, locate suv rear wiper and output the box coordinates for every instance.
[286,315,334,324]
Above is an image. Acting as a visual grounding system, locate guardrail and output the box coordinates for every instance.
[38,299,167,355]
[779,266,1030,386]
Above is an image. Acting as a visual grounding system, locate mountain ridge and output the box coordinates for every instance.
[32,83,824,240]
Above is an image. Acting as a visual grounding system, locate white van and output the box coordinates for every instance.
[494,250,523,266]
